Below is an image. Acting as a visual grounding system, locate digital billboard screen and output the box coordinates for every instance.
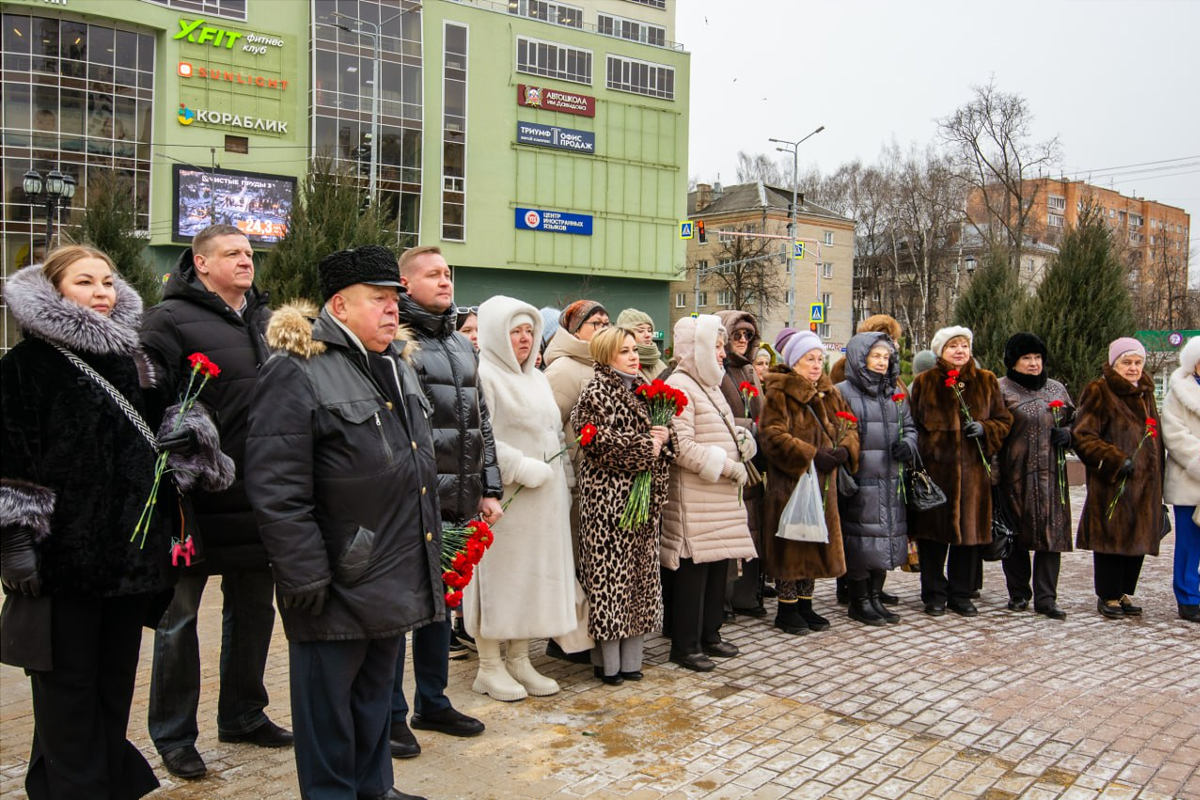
[172,165,295,245]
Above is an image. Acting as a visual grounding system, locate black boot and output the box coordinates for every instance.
[835,576,848,605]
[876,572,899,605]
[870,571,900,624]
[847,578,886,626]
[774,600,809,635]
[797,598,831,631]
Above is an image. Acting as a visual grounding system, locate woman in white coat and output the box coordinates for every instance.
[661,314,758,672]
[1161,336,1200,623]
[465,296,578,699]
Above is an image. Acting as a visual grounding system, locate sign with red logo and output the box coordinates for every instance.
[517,84,595,117]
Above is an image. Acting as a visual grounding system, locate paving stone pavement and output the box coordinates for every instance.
[2,485,1197,799]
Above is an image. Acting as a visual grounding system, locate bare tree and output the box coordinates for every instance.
[685,222,788,322]
[938,78,1060,268]
[735,151,789,186]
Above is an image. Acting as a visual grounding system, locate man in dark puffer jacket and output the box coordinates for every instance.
[388,245,503,758]
[139,224,290,780]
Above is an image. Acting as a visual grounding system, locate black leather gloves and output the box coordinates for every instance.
[1116,458,1135,479]
[813,447,849,473]
[963,421,984,439]
[158,427,200,458]
[280,586,328,616]
[890,440,916,462]
[1,528,41,597]
[1049,427,1072,447]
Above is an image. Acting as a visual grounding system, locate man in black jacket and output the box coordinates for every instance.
[388,245,502,758]
[140,224,289,779]
[246,246,439,800]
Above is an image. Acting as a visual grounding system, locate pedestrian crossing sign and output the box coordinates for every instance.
[809,302,825,323]
[680,221,694,239]
[793,242,805,259]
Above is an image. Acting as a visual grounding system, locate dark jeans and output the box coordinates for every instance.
[668,558,728,655]
[290,636,399,800]
[1002,549,1061,608]
[148,571,276,754]
[1093,552,1145,600]
[918,540,979,605]
[27,593,159,800]
[391,618,452,721]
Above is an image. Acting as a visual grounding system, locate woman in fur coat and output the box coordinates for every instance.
[835,332,917,626]
[1074,338,1166,619]
[760,331,860,636]
[661,315,757,672]
[0,247,231,799]
[1161,336,1200,622]
[997,333,1075,621]
[465,296,578,700]
[570,326,673,684]
[908,326,1012,618]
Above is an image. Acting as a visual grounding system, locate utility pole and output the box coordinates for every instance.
[769,125,824,328]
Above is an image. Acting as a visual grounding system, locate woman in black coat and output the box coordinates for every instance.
[1,246,231,799]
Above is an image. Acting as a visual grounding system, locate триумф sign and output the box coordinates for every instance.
[516,122,595,154]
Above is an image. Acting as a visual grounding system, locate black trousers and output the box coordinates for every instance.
[668,558,728,655]
[26,593,159,800]
[1093,552,1145,600]
[289,635,401,800]
[917,540,979,605]
[1002,549,1061,608]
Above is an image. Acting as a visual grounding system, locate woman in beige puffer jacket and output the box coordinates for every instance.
[661,314,757,672]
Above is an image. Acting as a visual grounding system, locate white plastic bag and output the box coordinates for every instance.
[776,466,828,543]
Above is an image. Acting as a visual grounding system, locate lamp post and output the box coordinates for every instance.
[23,168,77,249]
[768,125,824,328]
[331,4,422,206]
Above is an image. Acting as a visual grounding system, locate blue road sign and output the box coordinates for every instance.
[680,221,694,239]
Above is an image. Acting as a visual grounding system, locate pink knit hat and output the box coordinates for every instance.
[1108,337,1145,365]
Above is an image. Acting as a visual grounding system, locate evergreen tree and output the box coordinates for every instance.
[953,247,1026,374]
[259,157,399,305]
[67,171,161,306]
[1025,205,1136,400]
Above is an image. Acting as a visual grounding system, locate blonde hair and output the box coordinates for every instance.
[589,325,636,365]
[398,244,443,277]
[41,245,117,289]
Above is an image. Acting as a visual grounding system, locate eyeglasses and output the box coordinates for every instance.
[730,330,754,342]
[455,306,478,316]
[584,320,611,330]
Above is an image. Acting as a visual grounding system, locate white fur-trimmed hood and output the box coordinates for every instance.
[672,314,724,388]
[3,264,143,356]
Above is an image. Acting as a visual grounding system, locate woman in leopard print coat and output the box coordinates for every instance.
[571,326,673,683]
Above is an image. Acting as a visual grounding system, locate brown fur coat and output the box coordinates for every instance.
[759,367,860,580]
[908,359,1012,546]
[1073,366,1164,557]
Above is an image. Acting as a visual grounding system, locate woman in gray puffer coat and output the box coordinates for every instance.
[835,332,917,625]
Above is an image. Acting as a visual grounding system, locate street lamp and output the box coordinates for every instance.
[23,168,77,249]
[769,125,825,328]
[330,3,422,206]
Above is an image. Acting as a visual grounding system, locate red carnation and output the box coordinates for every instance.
[442,570,463,589]
[1048,400,1066,409]
[444,590,463,608]
[451,552,469,571]
[944,377,957,388]
[836,411,858,423]
[892,393,906,403]
[465,539,486,565]
[1146,418,1157,427]
[947,369,960,379]
[580,423,598,446]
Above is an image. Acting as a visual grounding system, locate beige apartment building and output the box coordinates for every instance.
[669,181,855,354]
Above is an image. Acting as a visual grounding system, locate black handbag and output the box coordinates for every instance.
[836,465,859,498]
[982,487,1016,562]
[907,451,947,511]
[1160,505,1173,541]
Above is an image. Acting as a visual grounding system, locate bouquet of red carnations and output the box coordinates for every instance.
[618,380,687,530]
[440,520,495,608]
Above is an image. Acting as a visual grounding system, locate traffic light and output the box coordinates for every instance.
[809,322,818,332]
[696,220,706,244]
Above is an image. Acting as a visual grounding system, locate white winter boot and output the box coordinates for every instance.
[505,639,560,697]
[471,637,528,702]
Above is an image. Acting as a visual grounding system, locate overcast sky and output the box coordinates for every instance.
[676,0,1200,252]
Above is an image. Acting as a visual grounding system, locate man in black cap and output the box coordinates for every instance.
[246,246,441,800]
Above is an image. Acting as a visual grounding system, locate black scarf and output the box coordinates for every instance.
[1006,368,1048,391]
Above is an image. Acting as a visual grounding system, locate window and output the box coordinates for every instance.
[597,12,666,46]
[784,290,794,305]
[821,292,832,309]
[1047,195,1066,211]
[516,37,592,85]
[823,231,834,246]
[442,23,468,241]
[1110,208,1116,218]
[696,259,708,273]
[697,291,708,307]
[818,323,831,338]
[626,0,666,7]
[675,293,686,308]
[717,290,733,307]
[717,257,733,274]
[822,262,833,279]
[1025,258,1034,273]
[508,0,583,29]
[1048,213,1064,228]
[718,229,734,245]
[1130,213,1144,227]
[142,0,246,20]
[606,54,674,99]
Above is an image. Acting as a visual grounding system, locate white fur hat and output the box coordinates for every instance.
[1178,336,1200,376]
[931,326,973,358]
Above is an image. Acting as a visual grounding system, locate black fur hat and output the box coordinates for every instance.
[319,245,403,301]
[1004,332,1048,370]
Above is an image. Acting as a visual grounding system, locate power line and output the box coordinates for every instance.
[1067,154,1200,176]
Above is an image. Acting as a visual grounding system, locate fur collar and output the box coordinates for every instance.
[764,364,832,405]
[3,264,142,356]
[266,301,417,363]
[1168,366,1200,417]
[1102,363,1155,398]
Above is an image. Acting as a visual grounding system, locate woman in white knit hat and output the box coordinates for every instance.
[908,326,1012,617]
